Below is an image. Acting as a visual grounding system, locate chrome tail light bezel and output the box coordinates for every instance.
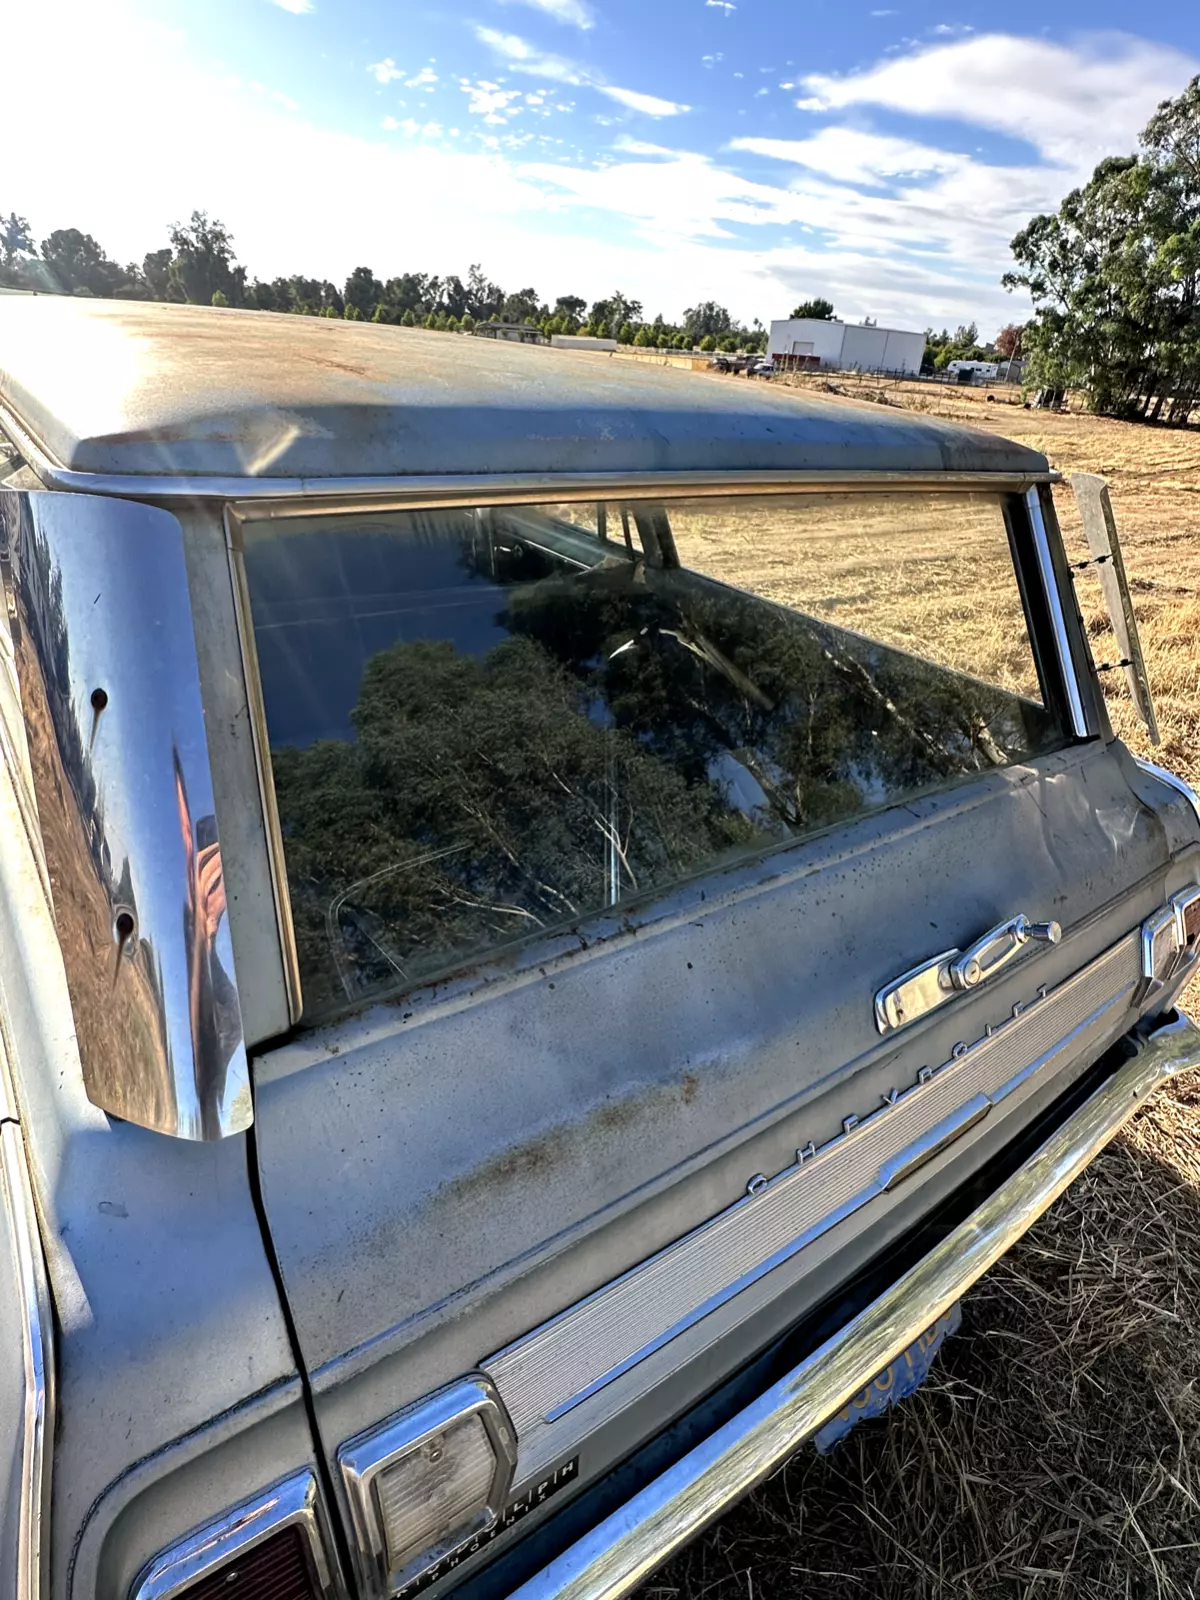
[338,1376,518,1598]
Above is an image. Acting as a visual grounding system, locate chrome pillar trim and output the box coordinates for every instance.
[0,1111,54,1600]
[338,1376,518,1597]
[130,1469,343,1600]
[1133,756,1200,828]
[223,507,304,1025]
[0,491,250,1139]
[1024,486,1088,739]
[509,1010,1200,1600]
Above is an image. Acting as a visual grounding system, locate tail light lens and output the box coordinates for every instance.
[339,1377,517,1596]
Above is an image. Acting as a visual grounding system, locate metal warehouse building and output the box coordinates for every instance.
[767,318,925,376]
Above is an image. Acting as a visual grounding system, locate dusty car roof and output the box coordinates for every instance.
[0,297,1049,483]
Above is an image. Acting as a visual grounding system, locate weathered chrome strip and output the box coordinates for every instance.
[0,406,1054,506]
[485,933,1139,1480]
[1134,756,1200,828]
[0,1110,54,1600]
[1024,486,1088,738]
[130,1469,343,1600]
[508,1010,1200,1600]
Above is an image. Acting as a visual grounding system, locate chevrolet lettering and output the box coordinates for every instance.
[0,299,1197,1600]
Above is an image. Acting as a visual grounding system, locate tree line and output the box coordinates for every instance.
[1005,75,1200,423]
[0,211,769,353]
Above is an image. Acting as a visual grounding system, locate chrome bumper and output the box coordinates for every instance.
[509,1011,1200,1600]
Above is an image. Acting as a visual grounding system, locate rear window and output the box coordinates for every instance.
[240,492,1064,1019]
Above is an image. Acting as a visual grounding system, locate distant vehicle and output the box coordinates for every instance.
[947,359,1000,382]
[750,357,775,376]
[1,298,1197,1600]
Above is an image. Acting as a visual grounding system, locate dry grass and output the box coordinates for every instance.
[641,379,1200,1600]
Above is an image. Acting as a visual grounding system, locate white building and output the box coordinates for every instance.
[550,334,619,352]
[767,319,925,376]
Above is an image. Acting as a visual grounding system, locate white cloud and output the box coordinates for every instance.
[705,0,736,11]
[475,27,584,83]
[405,66,438,90]
[598,85,690,116]
[797,31,1198,168]
[499,0,595,28]
[270,0,314,12]
[368,58,403,84]
[462,81,525,123]
[478,27,690,116]
[870,9,897,14]
[734,127,965,186]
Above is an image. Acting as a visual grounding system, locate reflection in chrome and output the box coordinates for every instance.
[508,1011,1200,1600]
[0,1111,54,1600]
[131,1470,343,1600]
[0,491,249,1140]
[1024,486,1088,738]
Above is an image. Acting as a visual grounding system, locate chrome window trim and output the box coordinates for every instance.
[232,484,1073,1026]
[0,1085,54,1600]
[1024,486,1088,738]
[224,507,304,1026]
[1133,756,1200,828]
[337,1376,518,1596]
[129,1469,343,1600]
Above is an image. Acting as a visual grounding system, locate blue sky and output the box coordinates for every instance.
[9,0,1199,334]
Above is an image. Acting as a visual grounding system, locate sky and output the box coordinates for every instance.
[7,0,1199,335]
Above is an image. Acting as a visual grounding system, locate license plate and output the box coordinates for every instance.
[812,1302,961,1454]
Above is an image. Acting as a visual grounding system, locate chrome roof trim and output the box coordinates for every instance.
[130,1469,344,1600]
[0,1021,54,1600]
[509,1009,1200,1600]
[0,405,1057,506]
[1025,486,1088,738]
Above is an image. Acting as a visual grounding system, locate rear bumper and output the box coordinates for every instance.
[508,1009,1200,1600]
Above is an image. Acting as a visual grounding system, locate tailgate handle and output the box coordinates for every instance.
[875,914,1062,1033]
[948,915,1062,991]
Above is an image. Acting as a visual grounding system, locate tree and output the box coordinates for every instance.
[683,301,732,342]
[165,211,245,305]
[142,248,173,299]
[211,289,229,308]
[39,228,133,297]
[500,287,541,325]
[344,265,384,319]
[789,297,835,320]
[633,326,652,347]
[0,213,34,268]
[401,308,417,327]
[465,263,504,321]
[617,322,636,344]
[460,312,475,332]
[699,334,718,351]
[995,323,1026,358]
[344,303,362,320]
[1005,77,1200,421]
[554,294,586,332]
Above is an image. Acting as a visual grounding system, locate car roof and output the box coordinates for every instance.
[0,297,1049,483]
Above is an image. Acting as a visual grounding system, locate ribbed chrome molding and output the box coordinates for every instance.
[0,1059,54,1600]
[486,931,1140,1485]
[130,1469,344,1600]
[0,403,1054,507]
[508,1010,1200,1600]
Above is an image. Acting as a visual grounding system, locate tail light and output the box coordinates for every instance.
[132,1471,340,1600]
[1140,886,1200,1000]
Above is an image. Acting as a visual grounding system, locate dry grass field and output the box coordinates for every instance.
[642,379,1200,1600]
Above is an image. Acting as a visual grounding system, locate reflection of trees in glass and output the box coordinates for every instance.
[273,636,762,1013]
[272,543,1059,1017]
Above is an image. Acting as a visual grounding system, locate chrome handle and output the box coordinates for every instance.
[948,915,1062,991]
